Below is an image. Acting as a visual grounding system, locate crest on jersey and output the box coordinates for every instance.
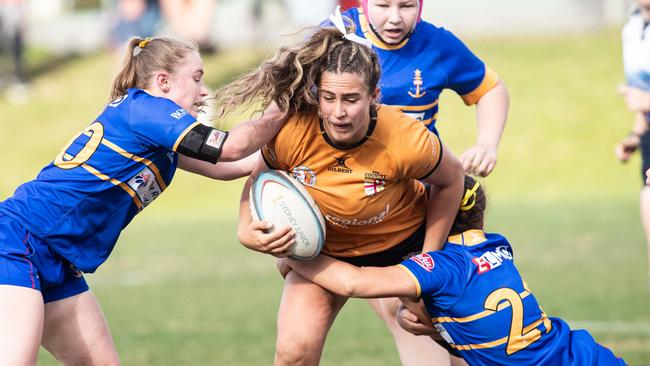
[291,166,317,187]
[128,167,163,208]
[364,171,386,196]
[410,253,435,272]
[408,69,427,99]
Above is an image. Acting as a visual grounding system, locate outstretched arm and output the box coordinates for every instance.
[179,151,260,180]
[279,255,418,299]
[460,79,509,177]
[220,103,288,162]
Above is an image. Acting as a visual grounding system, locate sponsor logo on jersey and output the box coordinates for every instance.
[328,156,353,174]
[205,129,227,150]
[171,108,187,120]
[324,204,390,229]
[411,253,435,272]
[472,246,513,274]
[128,167,163,208]
[408,69,427,99]
[364,171,386,196]
[291,166,317,187]
[109,94,128,107]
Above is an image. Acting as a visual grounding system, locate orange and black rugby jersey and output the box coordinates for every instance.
[261,105,442,257]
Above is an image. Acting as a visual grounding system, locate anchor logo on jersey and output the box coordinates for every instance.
[408,69,427,99]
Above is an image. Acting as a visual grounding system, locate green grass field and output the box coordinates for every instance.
[1,29,649,365]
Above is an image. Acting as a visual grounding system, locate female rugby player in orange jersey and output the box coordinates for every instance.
[214,23,465,365]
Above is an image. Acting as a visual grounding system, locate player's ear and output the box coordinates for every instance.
[371,87,380,103]
[154,71,170,93]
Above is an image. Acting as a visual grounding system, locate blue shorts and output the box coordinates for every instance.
[0,213,88,303]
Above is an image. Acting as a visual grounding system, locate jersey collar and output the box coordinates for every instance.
[358,7,411,50]
[448,230,487,246]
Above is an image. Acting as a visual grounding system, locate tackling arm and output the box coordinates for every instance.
[219,103,288,162]
[281,255,418,299]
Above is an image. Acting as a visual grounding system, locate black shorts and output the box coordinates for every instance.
[641,131,650,185]
[333,224,425,267]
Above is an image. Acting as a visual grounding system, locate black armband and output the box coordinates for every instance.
[177,124,228,164]
[434,339,461,358]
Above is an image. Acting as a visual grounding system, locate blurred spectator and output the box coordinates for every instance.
[108,0,161,49]
[0,0,28,104]
[159,0,217,53]
[615,0,650,292]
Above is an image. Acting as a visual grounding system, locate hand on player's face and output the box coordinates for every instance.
[240,220,295,257]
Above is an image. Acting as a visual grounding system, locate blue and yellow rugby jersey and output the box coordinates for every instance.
[0,88,200,273]
[398,230,626,366]
[326,8,498,133]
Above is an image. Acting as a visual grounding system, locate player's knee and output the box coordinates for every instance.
[275,336,320,366]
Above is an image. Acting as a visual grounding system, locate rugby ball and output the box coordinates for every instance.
[249,170,326,260]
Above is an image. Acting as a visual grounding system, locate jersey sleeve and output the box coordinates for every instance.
[437,29,499,105]
[129,93,200,151]
[396,112,443,180]
[260,117,295,171]
[398,251,468,309]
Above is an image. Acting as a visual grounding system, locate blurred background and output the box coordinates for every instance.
[1,0,649,365]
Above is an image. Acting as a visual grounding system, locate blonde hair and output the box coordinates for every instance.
[109,37,198,101]
[214,25,381,117]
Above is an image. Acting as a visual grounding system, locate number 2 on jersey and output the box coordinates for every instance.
[54,122,104,169]
[484,288,542,355]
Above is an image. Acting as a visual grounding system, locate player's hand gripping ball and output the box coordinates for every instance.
[249,170,326,260]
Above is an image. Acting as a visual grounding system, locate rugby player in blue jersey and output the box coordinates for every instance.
[0,37,291,365]
[327,0,509,178]
[278,176,627,366]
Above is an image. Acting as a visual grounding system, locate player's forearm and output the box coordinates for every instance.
[178,152,258,180]
[475,80,509,151]
[220,104,286,162]
[285,256,361,297]
[422,147,465,252]
[633,112,649,135]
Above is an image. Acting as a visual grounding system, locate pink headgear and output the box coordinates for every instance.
[361,0,423,29]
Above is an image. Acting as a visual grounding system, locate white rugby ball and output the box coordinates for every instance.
[249,170,326,260]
